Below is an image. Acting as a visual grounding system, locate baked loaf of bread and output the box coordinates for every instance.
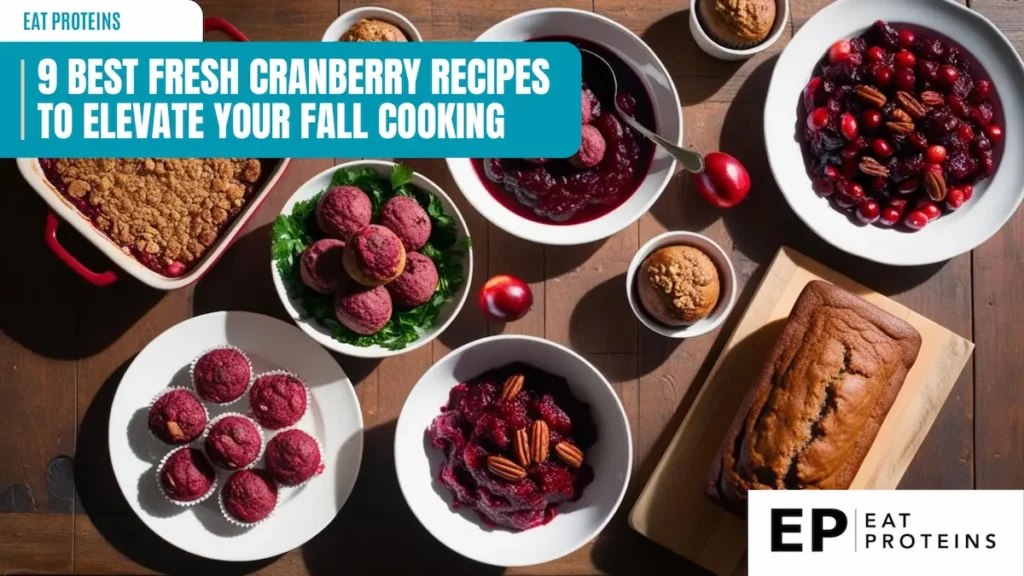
[705,280,921,516]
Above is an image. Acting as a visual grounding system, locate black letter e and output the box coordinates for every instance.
[771,509,802,552]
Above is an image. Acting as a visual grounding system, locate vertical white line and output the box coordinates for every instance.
[20,60,25,141]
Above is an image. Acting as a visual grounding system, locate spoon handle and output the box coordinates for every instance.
[616,111,705,173]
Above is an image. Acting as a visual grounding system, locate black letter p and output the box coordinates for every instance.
[811,508,848,552]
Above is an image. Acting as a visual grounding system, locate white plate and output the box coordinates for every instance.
[765,0,1024,266]
[394,335,632,567]
[271,160,473,359]
[107,311,364,562]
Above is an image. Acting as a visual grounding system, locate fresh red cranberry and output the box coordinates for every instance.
[915,198,942,221]
[803,77,823,111]
[940,65,960,86]
[828,40,853,64]
[898,178,919,194]
[985,124,1003,144]
[856,199,881,224]
[899,29,916,49]
[872,138,893,158]
[945,187,966,210]
[823,165,842,181]
[835,180,865,209]
[904,210,929,230]
[479,275,533,321]
[889,197,909,212]
[918,59,940,83]
[807,107,829,131]
[925,145,947,164]
[863,109,883,131]
[867,46,886,63]
[961,184,974,201]
[840,112,859,140]
[895,50,916,68]
[895,68,916,92]
[946,94,970,119]
[693,152,751,208]
[879,207,901,226]
[971,79,992,104]
[842,137,868,159]
[872,65,894,88]
[957,124,975,143]
[909,132,928,150]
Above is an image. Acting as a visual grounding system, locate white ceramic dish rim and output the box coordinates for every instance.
[764,0,1024,266]
[689,0,790,59]
[321,6,424,42]
[270,160,473,359]
[16,158,290,290]
[393,334,633,567]
[626,231,738,338]
[445,7,683,246]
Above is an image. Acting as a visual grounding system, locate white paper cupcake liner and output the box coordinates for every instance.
[155,446,218,507]
[218,472,278,528]
[202,412,266,471]
[147,386,210,445]
[189,345,255,406]
[249,370,311,430]
[267,429,325,490]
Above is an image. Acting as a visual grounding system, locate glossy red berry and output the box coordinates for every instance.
[897,178,919,194]
[895,50,916,68]
[828,39,853,64]
[840,112,859,140]
[957,123,975,143]
[915,198,942,221]
[895,68,916,92]
[945,187,966,211]
[925,145,947,164]
[856,199,881,224]
[841,137,868,159]
[940,65,960,86]
[905,210,929,230]
[971,79,992,104]
[867,46,886,63]
[908,132,928,150]
[803,76,823,111]
[872,138,893,158]
[879,207,901,226]
[835,180,865,209]
[947,94,970,119]
[899,29,916,49]
[889,197,909,212]
[961,184,974,201]
[807,107,829,131]
[925,162,944,176]
[863,109,883,131]
[986,124,1004,144]
[870,176,888,192]
[872,65,894,88]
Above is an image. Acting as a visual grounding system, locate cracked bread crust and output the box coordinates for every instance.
[705,280,922,517]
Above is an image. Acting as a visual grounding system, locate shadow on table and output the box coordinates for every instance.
[192,223,291,320]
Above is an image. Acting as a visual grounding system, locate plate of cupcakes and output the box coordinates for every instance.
[108,311,364,561]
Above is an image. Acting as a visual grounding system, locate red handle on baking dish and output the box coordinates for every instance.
[203,17,250,41]
[44,213,118,287]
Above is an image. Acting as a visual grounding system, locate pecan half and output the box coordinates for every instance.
[531,420,550,463]
[859,157,890,177]
[889,108,913,123]
[499,373,524,402]
[886,121,915,134]
[554,442,584,468]
[167,421,184,441]
[896,91,927,119]
[855,85,887,107]
[920,91,944,107]
[514,428,531,467]
[924,170,948,201]
[487,456,527,481]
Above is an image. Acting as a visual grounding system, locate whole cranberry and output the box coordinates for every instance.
[925,145,947,164]
[895,50,917,69]
[479,275,533,321]
[872,65,894,88]
[895,68,916,92]
[904,210,929,230]
[840,112,859,140]
[879,206,902,226]
[986,124,1004,144]
[971,79,992,104]
[872,138,893,158]
[835,180,865,209]
[828,39,853,64]
[961,184,974,200]
[856,199,881,224]
[940,65,960,86]
[693,152,751,208]
[803,77,824,111]
[823,165,842,181]
[908,132,928,150]
[918,59,940,83]
[946,94,970,119]
[889,197,909,212]
[807,107,830,131]
[946,187,966,211]
[898,178,920,194]
[867,46,886,63]
[899,29,916,49]
[863,109,884,131]
[957,123,975,143]
[915,198,942,221]
[842,136,869,159]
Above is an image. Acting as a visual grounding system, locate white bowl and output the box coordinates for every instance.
[270,160,473,359]
[446,8,682,246]
[322,6,423,42]
[626,231,738,338]
[394,335,632,567]
[765,0,1024,266]
[689,0,790,61]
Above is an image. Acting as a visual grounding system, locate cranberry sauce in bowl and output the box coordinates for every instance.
[472,36,656,225]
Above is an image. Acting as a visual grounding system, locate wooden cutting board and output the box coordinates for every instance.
[627,246,974,576]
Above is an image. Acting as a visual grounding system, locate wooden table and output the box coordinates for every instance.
[1,0,1021,573]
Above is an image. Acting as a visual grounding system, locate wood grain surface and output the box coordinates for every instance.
[0,0,1019,574]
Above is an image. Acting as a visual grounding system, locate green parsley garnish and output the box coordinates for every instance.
[271,164,470,350]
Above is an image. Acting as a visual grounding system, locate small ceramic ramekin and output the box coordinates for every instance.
[322,6,423,43]
[626,231,738,339]
[690,0,790,61]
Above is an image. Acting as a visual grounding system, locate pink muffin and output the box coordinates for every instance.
[316,186,372,239]
[569,124,607,169]
[335,284,392,335]
[249,373,308,430]
[386,252,438,308]
[300,238,348,294]
[148,389,207,444]
[205,415,263,470]
[192,348,251,404]
[342,224,406,286]
[378,196,431,251]
[221,469,278,524]
[265,430,323,486]
[159,447,216,503]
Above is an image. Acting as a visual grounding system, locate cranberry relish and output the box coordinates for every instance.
[429,362,597,531]
[801,20,1002,230]
[473,37,656,224]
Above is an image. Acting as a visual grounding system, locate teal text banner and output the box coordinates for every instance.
[0,41,583,158]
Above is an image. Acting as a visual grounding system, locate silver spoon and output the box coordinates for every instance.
[580,48,705,174]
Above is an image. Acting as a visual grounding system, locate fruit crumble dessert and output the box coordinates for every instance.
[40,158,271,276]
[800,20,1002,230]
[429,362,597,531]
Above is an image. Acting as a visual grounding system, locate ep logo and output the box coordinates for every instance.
[771,508,848,552]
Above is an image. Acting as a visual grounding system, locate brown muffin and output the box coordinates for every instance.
[341,19,409,42]
[637,246,720,325]
[698,0,776,48]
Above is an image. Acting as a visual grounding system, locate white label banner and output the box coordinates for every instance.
[0,0,202,41]
[749,490,1024,575]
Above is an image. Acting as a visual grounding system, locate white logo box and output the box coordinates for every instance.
[1,0,202,41]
